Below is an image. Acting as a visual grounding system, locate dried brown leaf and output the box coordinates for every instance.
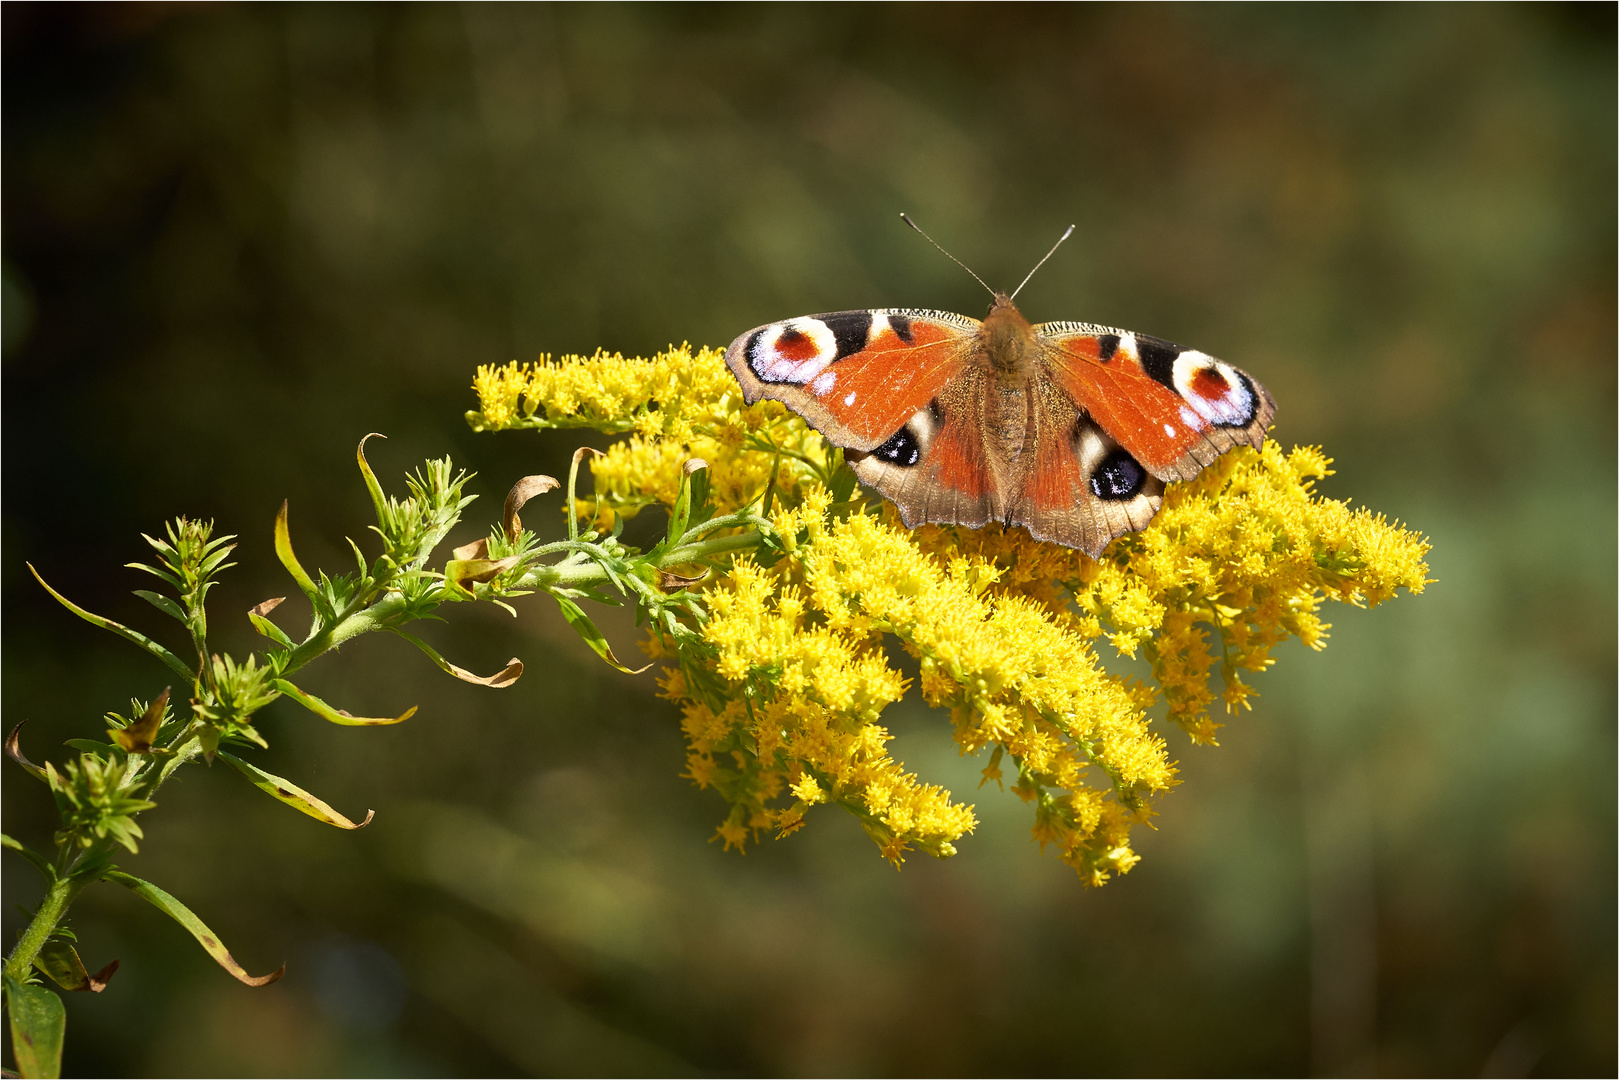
[5,722,46,782]
[503,474,560,541]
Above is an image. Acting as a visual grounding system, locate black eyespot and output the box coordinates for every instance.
[873,426,921,467]
[1090,449,1145,500]
[890,313,914,344]
[1097,334,1120,362]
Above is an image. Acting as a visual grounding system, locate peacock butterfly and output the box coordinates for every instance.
[723,218,1276,558]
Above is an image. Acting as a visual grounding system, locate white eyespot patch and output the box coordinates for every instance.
[1172,350,1255,427]
[748,318,838,385]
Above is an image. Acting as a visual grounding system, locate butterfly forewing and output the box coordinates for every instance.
[1035,324,1276,482]
[724,309,979,450]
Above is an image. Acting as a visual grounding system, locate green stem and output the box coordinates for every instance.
[277,519,770,718]
[4,855,99,982]
[514,526,768,594]
[278,601,406,680]
[665,530,768,563]
[468,414,637,435]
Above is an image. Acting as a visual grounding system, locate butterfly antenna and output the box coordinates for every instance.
[1009,224,1076,300]
[899,213,996,299]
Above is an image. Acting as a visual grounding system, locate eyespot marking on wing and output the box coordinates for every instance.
[873,427,921,467]
[851,404,937,470]
[1075,420,1151,502]
[747,318,839,384]
[1091,450,1147,500]
[1172,350,1256,427]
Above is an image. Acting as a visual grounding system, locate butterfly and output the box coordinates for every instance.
[723,219,1276,558]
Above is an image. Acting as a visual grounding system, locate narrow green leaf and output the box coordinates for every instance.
[346,536,372,577]
[0,834,55,881]
[198,547,236,578]
[388,629,524,687]
[31,941,86,993]
[443,555,520,594]
[247,597,293,648]
[269,678,415,727]
[131,590,187,623]
[565,446,601,542]
[688,458,713,524]
[218,751,374,829]
[273,501,323,611]
[33,939,117,994]
[63,739,126,757]
[61,849,116,887]
[27,564,195,682]
[668,465,694,545]
[126,559,184,590]
[101,871,284,986]
[356,434,390,526]
[4,975,64,1078]
[550,592,651,674]
[248,612,294,648]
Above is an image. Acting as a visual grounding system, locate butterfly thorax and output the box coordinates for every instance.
[980,294,1036,382]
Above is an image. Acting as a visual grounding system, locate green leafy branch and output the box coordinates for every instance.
[2,435,773,1079]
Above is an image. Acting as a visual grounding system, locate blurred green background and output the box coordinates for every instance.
[3,4,1613,1076]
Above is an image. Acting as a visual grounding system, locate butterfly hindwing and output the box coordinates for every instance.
[844,367,1000,532]
[1035,324,1276,482]
[724,309,978,450]
[1008,381,1166,556]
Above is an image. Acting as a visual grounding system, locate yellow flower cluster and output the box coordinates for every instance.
[909,442,1431,744]
[470,347,825,524]
[470,347,1430,883]
[667,549,975,863]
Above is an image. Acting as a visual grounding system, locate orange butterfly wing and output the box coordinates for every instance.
[724,309,979,450]
[1035,323,1276,482]
[724,308,1004,524]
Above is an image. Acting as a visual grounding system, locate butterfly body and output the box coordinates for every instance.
[725,294,1274,558]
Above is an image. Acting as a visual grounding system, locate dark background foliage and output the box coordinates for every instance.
[3,4,1613,1076]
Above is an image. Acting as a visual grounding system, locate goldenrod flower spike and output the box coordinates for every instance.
[471,346,1430,883]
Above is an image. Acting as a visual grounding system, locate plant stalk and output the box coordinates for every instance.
[4,861,96,982]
